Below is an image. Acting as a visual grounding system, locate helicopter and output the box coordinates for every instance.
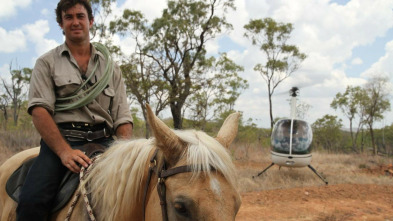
[253,87,328,184]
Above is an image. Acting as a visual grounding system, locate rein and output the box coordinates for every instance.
[66,149,210,221]
[65,155,101,221]
[142,149,206,221]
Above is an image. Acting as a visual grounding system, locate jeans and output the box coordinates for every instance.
[16,137,113,221]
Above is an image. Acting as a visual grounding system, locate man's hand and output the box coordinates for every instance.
[58,148,92,173]
[31,107,93,173]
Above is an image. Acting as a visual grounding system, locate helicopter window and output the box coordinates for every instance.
[271,119,312,154]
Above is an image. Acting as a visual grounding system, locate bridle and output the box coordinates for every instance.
[142,149,211,221]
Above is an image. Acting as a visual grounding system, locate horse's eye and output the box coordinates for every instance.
[174,202,189,217]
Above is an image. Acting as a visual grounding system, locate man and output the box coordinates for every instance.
[16,0,133,220]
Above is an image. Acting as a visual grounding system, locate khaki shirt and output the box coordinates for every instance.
[28,43,133,131]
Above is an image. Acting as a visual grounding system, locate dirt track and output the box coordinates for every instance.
[236,183,393,221]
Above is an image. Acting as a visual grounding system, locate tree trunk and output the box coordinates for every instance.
[369,124,377,155]
[268,93,273,132]
[13,98,19,126]
[171,103,183,129]
[2,108,7,130]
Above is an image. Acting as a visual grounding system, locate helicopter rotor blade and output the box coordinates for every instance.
[274,83,315,96]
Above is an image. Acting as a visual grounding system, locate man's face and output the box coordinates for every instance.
[60,4,93,43]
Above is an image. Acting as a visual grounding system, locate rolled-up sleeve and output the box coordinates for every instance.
[28,57,56,115]
[110,64,133,130]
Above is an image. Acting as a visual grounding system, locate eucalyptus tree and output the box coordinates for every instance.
[186,53,248,130]
[103,0,237,130]
[90,0,122,55]
[312,114,343,152]
[0,94,8,129]
[244,18,306,131]
[331,86,367,152]
[143,0,236,129]
[360,76,391,155]
[109,9,170,137]
[0,65,31,126]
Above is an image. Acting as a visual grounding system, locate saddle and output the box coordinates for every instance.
[5,143,106,213]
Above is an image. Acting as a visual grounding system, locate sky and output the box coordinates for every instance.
[1,0,393,129]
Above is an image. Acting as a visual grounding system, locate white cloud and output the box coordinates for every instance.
[0,27,26,53]
[0,64,10,79]
[120,0,166,22]
[0,0,32,21]
[351,57,363,65]
[91,0,393,128]
[3,0,392,128]
[41,8,50,17]
[361,40,393,79]
[23,20,59,55]
[223,0,393,127]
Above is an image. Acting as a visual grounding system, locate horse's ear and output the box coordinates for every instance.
[216,112,240,148]
[145,104,185,164]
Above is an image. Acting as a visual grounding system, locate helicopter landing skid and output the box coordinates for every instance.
[252,162,275,178]
[252,163,328,185]
[307,165,328,185]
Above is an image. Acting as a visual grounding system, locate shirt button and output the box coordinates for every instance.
[68,80,71,83]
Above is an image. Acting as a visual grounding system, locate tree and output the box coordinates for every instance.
[143,0,235,129]
[312,115,343,152]
[360,76,391,155]
[90,0,121,55]
[120,57,170,138]
[0,94,9,129]
[244,18,307,131]
[109,9,170,137]
[331,86,366,153]
[0,64,31,126]
[186,53,248,130]
[97,0,239,130]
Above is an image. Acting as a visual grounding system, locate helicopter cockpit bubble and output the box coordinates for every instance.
[271,119,313,155]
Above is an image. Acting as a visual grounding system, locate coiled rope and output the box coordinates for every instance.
[55,42,114,112]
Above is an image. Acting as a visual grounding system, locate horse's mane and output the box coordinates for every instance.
[85,129,236,221]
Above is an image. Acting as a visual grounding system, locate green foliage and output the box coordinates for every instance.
[312,114,343,152]
[90,0,121,55]
[143,0,236,129]
[331,85,366,152]
[0,63,31,127]
[187,53,248,129]
[108,0,238,129]
[360,76,391,155]
[244,17,307,130]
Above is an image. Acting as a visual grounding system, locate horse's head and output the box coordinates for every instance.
[145,104,241,221]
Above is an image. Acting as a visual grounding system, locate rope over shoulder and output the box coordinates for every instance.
[55,42,114,112]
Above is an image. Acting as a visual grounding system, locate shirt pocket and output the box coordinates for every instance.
[97,87,115,113]
[53,74,81,98]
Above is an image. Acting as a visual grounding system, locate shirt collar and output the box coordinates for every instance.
[59,42,103,61]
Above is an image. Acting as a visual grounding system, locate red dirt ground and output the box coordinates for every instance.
[236,183,393,221]
[235,163,393,221]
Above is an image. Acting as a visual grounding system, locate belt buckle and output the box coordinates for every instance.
[86,131,93,141]
[103,128,110,138]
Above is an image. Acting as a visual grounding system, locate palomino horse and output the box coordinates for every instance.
[0,104,241,220]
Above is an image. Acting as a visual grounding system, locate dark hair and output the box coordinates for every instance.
[55,0,94,25]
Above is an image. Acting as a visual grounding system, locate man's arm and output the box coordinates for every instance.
[31,106,91,173]
[115,123,133,140]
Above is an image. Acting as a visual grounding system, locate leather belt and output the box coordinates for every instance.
[59,128,110,141]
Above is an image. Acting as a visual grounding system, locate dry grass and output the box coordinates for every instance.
[0,144,13,165]
[231,143,393,193]
[314,210,353,221]
[0,129,40,165]
[1,139,392,194]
